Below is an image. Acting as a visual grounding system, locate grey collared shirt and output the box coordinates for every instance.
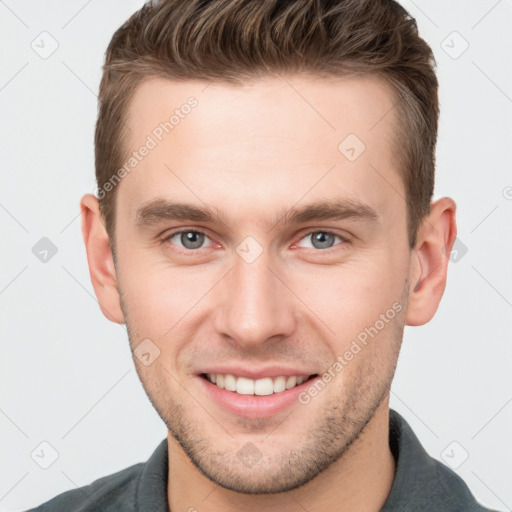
[26,409,498,511]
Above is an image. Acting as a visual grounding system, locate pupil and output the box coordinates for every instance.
[181,231,204,249]
[312,232,334,249]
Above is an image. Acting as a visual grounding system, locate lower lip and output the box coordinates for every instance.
[196,375,320,419]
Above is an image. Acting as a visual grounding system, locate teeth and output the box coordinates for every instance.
[285,376,297,389]
[254,377,273,396]
[206,373,312,395]
[273,376,286,393]
[236,376,254,395]
[224,374,236,391]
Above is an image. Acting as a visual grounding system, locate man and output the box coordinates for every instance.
[27,0,497,510]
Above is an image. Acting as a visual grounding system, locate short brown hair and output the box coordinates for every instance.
[95,0,438,250]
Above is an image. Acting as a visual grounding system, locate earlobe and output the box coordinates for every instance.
[80,194,125,324]
[405,197,457,326]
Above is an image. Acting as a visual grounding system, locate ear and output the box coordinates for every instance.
[406,197,457,326]
[80,193,125,324]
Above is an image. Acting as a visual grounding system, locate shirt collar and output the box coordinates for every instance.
[134,409,481,511]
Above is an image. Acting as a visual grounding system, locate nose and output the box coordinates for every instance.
[213,247,297,349]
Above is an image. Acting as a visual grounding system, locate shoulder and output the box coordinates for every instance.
[24,438,169,512]
[24,462,144,512]
[386,410,499,512]
[430,457,499,512]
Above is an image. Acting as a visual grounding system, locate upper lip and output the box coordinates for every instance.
[198,366,317,380]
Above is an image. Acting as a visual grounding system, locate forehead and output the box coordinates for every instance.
[125,73,397,147]
[118,74,403,225]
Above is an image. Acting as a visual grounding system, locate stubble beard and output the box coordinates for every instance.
[119,284,408,494]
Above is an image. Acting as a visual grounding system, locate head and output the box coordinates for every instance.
[82,0,456,495]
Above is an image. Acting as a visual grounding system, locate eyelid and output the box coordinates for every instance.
[161,228,216,249]
[161,227,350,251]
[292,229,348,250]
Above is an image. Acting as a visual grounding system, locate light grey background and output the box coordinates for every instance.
[1,1,511,510]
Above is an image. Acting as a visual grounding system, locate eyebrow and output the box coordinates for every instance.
[135,197,379,229]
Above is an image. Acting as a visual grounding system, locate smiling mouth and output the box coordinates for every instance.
[200,373,318,396]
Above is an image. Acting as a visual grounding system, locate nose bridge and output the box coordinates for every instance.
[214,246,295,347]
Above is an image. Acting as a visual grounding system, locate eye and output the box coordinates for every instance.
[165,230,212,250]
[295,231,345,250]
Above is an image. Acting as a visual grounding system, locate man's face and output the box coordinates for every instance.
[114,74,412,493]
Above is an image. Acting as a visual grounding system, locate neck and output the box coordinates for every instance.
[167,399,395,512]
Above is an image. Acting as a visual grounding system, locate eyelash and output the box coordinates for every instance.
[161,229,348,252]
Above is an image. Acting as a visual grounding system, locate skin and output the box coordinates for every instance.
[81,74,457,512]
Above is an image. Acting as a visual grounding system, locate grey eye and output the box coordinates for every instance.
[297,232,342,250]
[169,231,207,250]
[310,232,336,249]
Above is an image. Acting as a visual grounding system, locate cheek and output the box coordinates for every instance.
[118,252,216,340]
[295,255,407,334]
[314,268,406,389]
